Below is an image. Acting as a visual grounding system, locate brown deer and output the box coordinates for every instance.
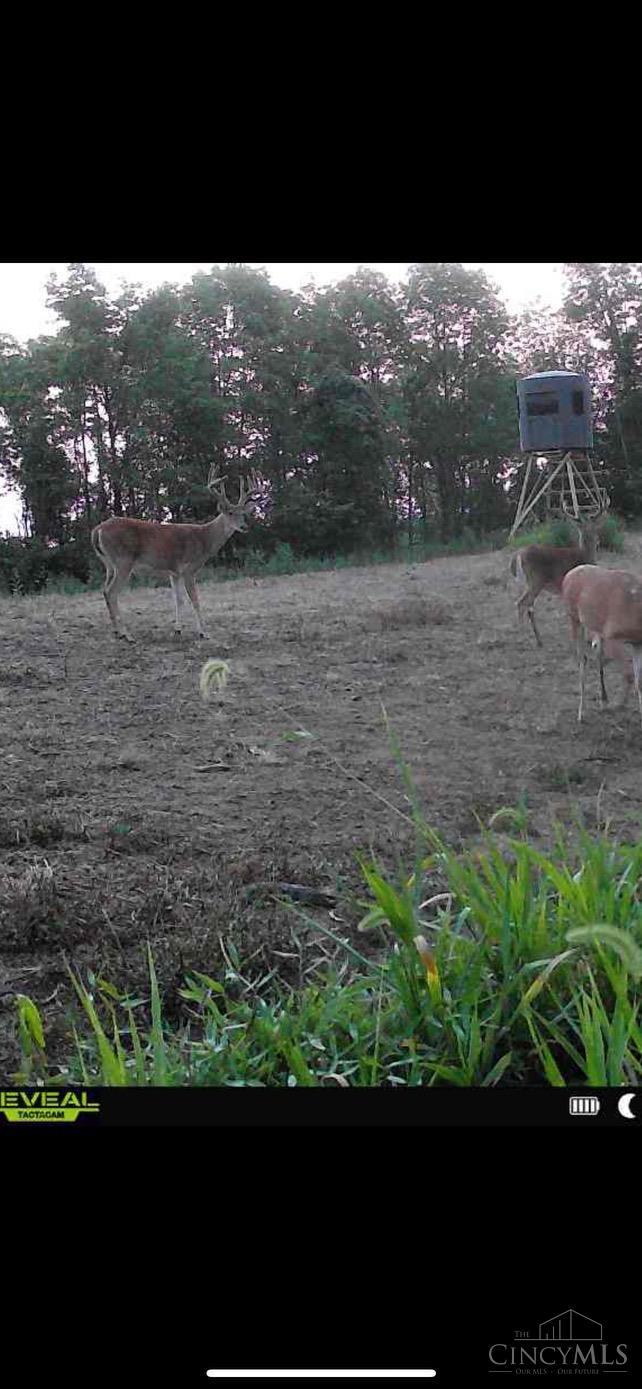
[562,564,642,730]
[509,503,607,648]
[91,469,262,641]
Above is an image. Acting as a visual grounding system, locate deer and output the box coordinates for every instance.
[91,468,261,642]
[509,502,607,648]
[561,564,642,730]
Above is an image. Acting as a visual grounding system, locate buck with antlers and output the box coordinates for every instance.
[91,468,261,642]
[510,503,607,648]
[561,564,642,729]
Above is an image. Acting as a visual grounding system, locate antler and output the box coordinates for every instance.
[234,470,263,508]
[208,465,263,508]
[207,465,229,505]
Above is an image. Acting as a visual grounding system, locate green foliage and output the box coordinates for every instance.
[4,260,642,567]
[16,814,642,1087]
[0,535,90,594]
[0,509,623,595]
[547,516,580,546]
[0,528,504,596]
[507,513,626,553]
[219,530,498,583]
[598,513,625,552]
[268,480,365,558]
[15,995,47,1080]
[401,263,519,540]
[299,367,395,553]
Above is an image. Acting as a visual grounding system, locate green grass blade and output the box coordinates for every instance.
[147,943,168,1085]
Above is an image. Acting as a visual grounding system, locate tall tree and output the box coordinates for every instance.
[0,335,77,541]
[180,264,302,491]
[402,264,515,538]
[562,263,642,512]
[123,285,224,520]
[270,367,394,555]
[45,263,134,524]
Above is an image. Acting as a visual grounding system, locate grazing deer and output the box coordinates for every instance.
[510,505,606,648]
[91,469,261,642]
[561,564,642,729]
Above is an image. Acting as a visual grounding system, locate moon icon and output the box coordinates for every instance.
[617,1093,637,1119]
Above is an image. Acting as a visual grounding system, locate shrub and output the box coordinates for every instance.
[0,536,91,595]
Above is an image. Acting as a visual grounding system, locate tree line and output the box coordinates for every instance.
[1,261,642,591]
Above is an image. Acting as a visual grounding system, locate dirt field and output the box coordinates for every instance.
[2,537,642,1072]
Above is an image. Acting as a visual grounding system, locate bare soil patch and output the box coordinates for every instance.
[2,539,642,1071]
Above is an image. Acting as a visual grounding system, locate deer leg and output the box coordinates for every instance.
[616,672,632,710]
[577,626,589,723]
[516,589,543,647]
[632,650,642,733]
[527,603,543,648]
[515,590,530,625]
[596,639,608,706]
[103,561,135,642]
[184,575,208,638]
[169,575,187,638]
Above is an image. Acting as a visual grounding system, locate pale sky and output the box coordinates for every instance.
[0,263,564,531]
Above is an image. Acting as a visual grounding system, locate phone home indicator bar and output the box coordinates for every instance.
[206,1372,437,1380]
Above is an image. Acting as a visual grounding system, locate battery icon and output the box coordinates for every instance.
[569,1096,600,1116]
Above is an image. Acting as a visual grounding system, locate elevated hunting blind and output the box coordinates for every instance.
[510,370,608,538]
[517,371,593,453]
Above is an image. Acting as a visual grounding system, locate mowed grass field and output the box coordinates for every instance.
[2,535,642,1077]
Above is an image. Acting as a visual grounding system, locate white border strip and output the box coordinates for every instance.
[206,1373,437,1380]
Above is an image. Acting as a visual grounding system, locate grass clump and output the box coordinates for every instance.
[14,818,642,1088]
